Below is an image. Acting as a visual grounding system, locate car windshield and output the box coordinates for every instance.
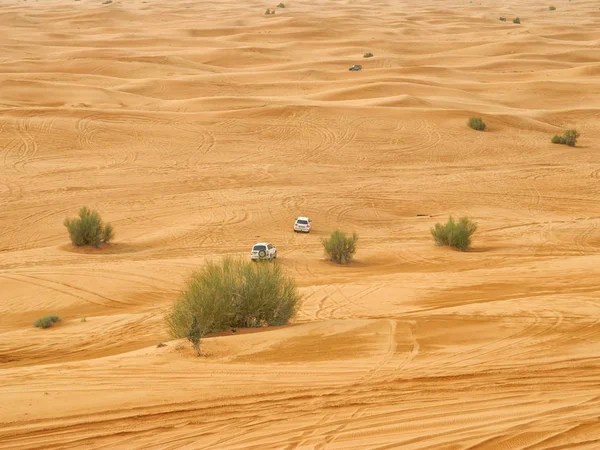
[253,245,266,251]
[297,219,308,225]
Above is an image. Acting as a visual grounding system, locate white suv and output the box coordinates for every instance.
[293,217,311,233]
[251,242,277,261]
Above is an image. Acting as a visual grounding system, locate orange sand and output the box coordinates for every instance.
[1,0,599,448]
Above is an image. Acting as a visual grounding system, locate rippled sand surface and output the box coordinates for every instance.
[1,0,600,448]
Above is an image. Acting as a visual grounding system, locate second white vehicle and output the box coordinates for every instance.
[251,242,277,261]
[293,216,311,233]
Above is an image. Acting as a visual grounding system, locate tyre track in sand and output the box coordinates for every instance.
[0,272,131,309]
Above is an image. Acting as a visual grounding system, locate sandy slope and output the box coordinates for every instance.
[1,0,600,447]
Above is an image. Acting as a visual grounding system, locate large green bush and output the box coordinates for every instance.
[431,216,477,251]
[166,257,301,351]
[322,230,358,264]
[64,207,114,247]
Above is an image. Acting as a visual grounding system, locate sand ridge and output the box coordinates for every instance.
[1,0,600,448]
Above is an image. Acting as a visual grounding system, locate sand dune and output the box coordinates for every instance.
[1,0,600,448]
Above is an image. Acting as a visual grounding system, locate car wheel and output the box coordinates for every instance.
[273,251,277,259]
[259,250,266,258]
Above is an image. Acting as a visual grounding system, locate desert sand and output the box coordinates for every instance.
[1,0,600,448]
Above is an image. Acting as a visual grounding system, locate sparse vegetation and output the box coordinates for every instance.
[277,2,285,7]
[364,52,374,58]
[34,315,62,329]
[513,17,521,24]
[499,17,506,21]
[81,317,87,322]
[102,223,114,244]
[431,217,477,252]
[167,257,301,352]
[322,230,358,264]
[265,8,271,14]
[552,129,580,147]
[186,316,203,356]
[468,117,486,131]
[549,6,556,11]
[102,0,112,4]
[64,207,114,248]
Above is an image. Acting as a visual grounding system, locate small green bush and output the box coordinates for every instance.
[499,17,506,21]
[468,117,486,131]
[64,207,114,247]
[34,315,62,329]
[431,217,477,251]
[265,8,271,14]
[322,230,358,264]
[102,223,114,244]
[364,52,374,58]
[277,2,285,7]
[549,6,556,11]
[186,316,202,356]
[167,257,301,344]
[513,17,521,24]
[551,129,580,147]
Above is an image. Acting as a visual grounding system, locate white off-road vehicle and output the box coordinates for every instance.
[251,242,277,261]
[293,216,311,233]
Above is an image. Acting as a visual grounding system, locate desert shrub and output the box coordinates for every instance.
[166,257,301,345]
[364,52,374,58]
[265,8,271,14]
[468,117,486,131]
[551,129,580,147]
[186,316,202,356]
[34,315,62,329]
[431,216,477,251]
[513,17,521,24]
[322,230,358,264]
[549,6,556,11]
[102,223,114,244]
[561,129,579,147]
[102,0,112,4]
[277,2,285,7]
[499,17,506,21]
[64,207,114,247]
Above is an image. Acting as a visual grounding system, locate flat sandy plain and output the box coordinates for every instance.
[1,0,600,448]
